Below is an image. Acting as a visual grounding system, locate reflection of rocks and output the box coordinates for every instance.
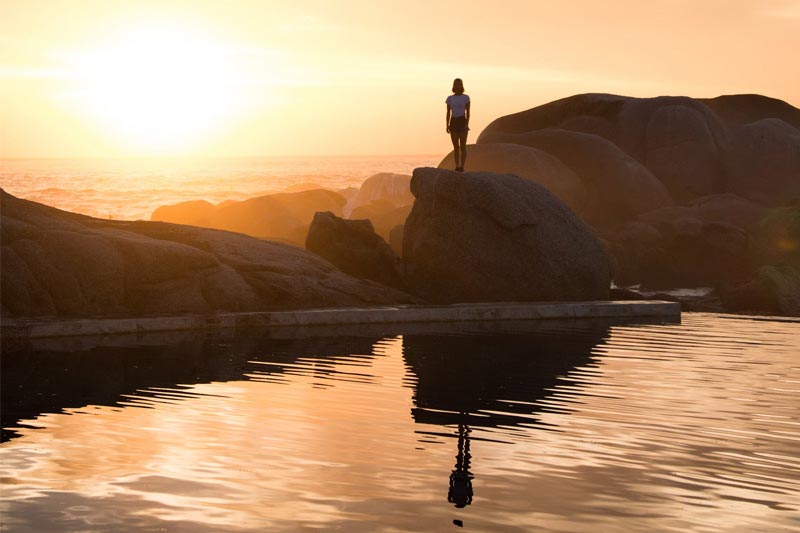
[402,323,609,509]
[1,331,384,441]
[1,190,412,318]
[403,168,610,303]
[401,323,607,428]
[305,211,405,289]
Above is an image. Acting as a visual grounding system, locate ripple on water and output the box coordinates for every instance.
[1,313,798,532]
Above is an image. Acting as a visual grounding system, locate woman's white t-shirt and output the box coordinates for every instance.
[446,94,470,117]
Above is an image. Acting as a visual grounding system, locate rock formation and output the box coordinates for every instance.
[475,92,799,299]
[349,201,412,242]
[305,211,405,289]
[721,266,800,316]
[403,168,610,303]
[344,172,413,217]
[1,189,413,318]
[478,92,799,207]
[726,119,800,206]
[437,142,587,213]
[152,189,347,245]
[475,129,671,226]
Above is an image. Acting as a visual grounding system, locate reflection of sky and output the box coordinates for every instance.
[1,315,799,532]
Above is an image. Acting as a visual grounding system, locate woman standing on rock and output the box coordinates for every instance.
[446,78,470,172]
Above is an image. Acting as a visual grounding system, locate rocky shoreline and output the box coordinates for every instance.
[2,92,798,319]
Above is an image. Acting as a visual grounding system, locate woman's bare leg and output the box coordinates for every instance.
[450,131,461,169]
[458,130,468,169]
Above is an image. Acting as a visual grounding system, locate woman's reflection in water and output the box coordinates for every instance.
[448,420,473,508]
[402,324,611,510]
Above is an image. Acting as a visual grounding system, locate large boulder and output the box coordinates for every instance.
[607,194,765,288]
[750,204,800,269]
[437,142,587,212]
[637,220,752,289]
[1,190,413,318]
[305,211,405,289]
[348,200,412,240]
[607,195,773,288]
[638,193,768,231]
[700,94,800,130]
[609,97,730,199]
[150,200,216,227]
[478,129,672,227]
[726,119,800,206]
[345,173,413,217]
[403,168,610,303]
[478,93,629,144]
[152,189,347,245]
[478,93,800,205]
[720,265,800,317]
[604,221,665,287]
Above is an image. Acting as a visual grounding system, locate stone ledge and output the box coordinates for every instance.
[1,300,680,339]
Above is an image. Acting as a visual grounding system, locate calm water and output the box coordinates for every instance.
[1,313,799,532]
[0,155,439,221]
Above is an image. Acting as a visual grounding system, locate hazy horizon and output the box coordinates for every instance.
[2,0,799,159]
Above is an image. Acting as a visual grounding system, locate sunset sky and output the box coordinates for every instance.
[1,0,799,158]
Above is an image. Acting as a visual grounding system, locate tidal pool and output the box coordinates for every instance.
[1,314,798,532]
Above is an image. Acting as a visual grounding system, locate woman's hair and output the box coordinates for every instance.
[452,78,464,94]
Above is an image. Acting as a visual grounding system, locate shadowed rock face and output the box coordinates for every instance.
[721,265,800,316]
[476,129,671,227]
[727,119,800,206]
[403,168,610,303]
[437,142,587,213]
[1,190,413,318]
[478,92,800,207]
[607,194,768,288]
[700,94,800,130]
[305,211,405,289]
[478,93,629,142]
[152,189,347,245]
[474,93,799,295]
[349,202,412,243]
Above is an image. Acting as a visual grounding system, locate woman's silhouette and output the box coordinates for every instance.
[446,78,470,172]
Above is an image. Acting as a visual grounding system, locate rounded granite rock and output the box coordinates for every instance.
[437,142,587,213]
[478,129,672,227]
[1,189,414,318]
[403,168,610,304]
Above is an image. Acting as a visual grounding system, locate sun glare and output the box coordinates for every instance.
[60,22,262,153]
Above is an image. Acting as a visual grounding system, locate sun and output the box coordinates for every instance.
[61,21,259,154]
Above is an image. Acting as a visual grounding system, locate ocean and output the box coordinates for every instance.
[0,155,440,221]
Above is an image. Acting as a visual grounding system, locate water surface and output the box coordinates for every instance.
[0,155,438,220]
[2,314,798,531]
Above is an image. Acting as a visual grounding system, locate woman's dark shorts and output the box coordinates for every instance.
[449,116,467,132]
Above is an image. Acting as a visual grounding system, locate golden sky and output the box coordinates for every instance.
[1,0,799,158]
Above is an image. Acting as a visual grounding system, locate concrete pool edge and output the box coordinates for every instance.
[1,300,680,339]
